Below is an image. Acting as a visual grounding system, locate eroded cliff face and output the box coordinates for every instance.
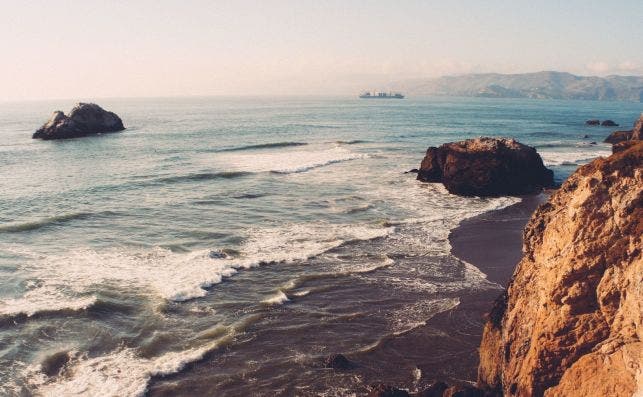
[478,142,643,397]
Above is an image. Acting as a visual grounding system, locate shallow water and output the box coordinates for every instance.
[0,96,640,396]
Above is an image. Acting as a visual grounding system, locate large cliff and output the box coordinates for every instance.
[478,142,643,396]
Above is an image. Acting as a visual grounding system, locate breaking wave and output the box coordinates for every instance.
[1,222,394,318]
[219,142,308,152]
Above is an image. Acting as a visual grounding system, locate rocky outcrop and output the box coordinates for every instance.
[605,114,643,151]
[601,119,619,127]
[33,103,125,140]
[632,114,643,140]
[477,142,643,396]
[604,130,633,144]
[585,119,600,126]
[417,138,554,197]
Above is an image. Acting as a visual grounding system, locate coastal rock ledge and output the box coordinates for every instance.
[33,103,125,140]
[417,137,554,196]
[477,142,643,396]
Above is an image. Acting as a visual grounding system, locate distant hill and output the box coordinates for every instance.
[392,71,643,102]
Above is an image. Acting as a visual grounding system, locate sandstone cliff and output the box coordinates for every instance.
[478,142,643,396]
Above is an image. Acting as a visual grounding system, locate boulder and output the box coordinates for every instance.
[477,142,643,396]
[417,137,554,197]
[33,103,125,140]
[323,353,353,370]
[585,119,600,126]
[600,119,619,127]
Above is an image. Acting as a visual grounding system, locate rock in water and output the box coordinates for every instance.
[600,119,619,127]
[416,137,554,196]
[585,119,600,126]
[33,103,125,140]
[477,142,643,397]
[323,353,353,370]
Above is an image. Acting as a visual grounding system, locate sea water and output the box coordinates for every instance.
[0,96,640,396]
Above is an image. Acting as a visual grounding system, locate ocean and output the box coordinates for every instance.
[0,96,640,396]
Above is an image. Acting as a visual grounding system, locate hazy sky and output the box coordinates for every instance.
[1,0,642,100]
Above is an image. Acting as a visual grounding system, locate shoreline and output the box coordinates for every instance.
[351,194,547,392]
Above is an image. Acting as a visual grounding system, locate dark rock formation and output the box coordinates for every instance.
[585,119,600,126]
[417,137,554,197]
[208,250,228,259]
[604,130,632,144]
[33,103,125,140]
[600,119,619,126]
[40,351,71,377]
[323,353,353,370]
[442,385,486,397]
[477,141,643,397]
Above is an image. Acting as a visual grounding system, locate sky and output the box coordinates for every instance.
[1,0,642,100]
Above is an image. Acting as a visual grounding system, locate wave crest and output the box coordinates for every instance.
[219,142,308,152]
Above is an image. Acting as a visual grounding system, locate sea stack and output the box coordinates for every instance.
[416,137,554,197]
[477,142,643,396]
[32,103,125,140]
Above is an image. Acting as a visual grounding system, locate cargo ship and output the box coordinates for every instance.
[359,92,405,99]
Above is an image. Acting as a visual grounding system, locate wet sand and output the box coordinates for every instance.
[349,194,547,392]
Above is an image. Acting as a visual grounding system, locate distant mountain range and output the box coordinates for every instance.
[392,71,643,102]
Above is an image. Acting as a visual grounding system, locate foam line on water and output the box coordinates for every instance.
[539,147,611,166]
[2,223,394,317]
[25,328,240,397]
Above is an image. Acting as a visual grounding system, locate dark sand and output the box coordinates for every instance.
[349,194,547,392]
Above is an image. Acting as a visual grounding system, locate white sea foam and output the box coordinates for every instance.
[213,146,368,174]
[2,222,393,317]
[261,290,290,305]
[388,298,460,335]
[0,287,97,317]
[539,147,611,166]
[26,340,227,397]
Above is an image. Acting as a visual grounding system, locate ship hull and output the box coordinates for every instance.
[359,96,405,99]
